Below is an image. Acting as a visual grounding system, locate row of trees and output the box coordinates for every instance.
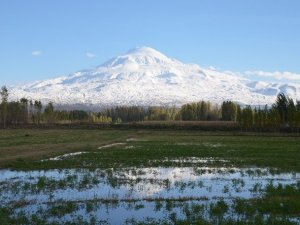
[0,86,91,126]
[99,106,180,122]
[181,101,221,121]
[0,86,43,127]
[99,101,238,123]
[179,101,239,122]
[237,93,300,130]
[1,85,300,129]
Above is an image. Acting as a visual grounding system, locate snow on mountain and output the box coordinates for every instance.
[9,47,300,108]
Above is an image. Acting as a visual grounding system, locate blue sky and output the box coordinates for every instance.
[0,0,300,85]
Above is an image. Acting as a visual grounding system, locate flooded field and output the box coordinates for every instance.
[1,130,300,224]
[1,162,300,224]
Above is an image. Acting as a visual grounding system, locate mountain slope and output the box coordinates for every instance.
[10,47,300,107]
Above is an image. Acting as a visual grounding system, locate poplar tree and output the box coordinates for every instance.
[34,100,43,125]
[0,86,9,128]
[221,101,237,121]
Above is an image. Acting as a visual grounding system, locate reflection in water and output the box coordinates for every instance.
[0,166,299,224]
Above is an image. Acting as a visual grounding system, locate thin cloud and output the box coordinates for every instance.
[245,70,300,82]
[32,50,42,56]
[86,52,97,58]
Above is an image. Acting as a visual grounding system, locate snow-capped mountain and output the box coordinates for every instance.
[10,47,300,107]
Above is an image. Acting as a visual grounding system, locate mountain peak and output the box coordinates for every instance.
[11,46,300,107]
[102,46,174,67]
[127,46,166,56]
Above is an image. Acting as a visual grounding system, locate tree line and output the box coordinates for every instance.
[1,86,300,130]
[236,93,300,131]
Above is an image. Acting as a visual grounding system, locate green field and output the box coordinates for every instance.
[0,129,299,171]
[0,129,300,224]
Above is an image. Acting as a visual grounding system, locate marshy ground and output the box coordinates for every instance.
[0,129,299,224]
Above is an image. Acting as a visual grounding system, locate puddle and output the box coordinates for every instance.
[124,145,135,149]
[1,167,299,203]
[1,165,299,224]
[154,157,229,164]
[126,138,140,142]
[176,142,225,148]
[41,152,88,161]
[203,142,224,148]
[41,142,129,162]
[97,143,125,150]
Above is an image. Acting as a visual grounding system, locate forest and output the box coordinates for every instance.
[1,86,300,130]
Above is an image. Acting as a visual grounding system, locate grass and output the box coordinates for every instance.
[0,129,136,168]
[0,129,299,171]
